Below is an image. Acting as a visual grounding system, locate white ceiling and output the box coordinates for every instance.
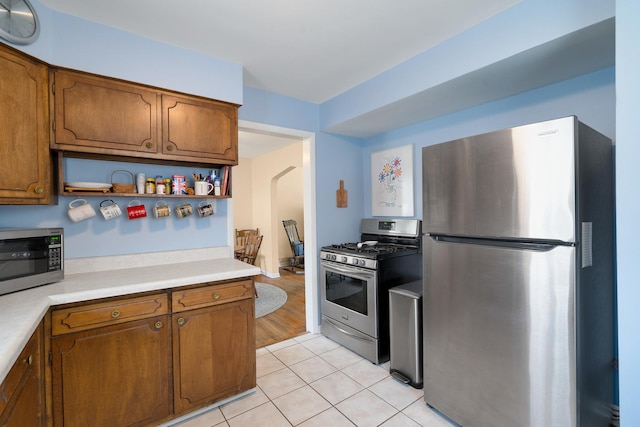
[238,130,301,159]
[39,0,522,104]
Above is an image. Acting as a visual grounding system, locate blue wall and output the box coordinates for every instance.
[0,158,228,258]
[361,67,615,219]
[238,86,368,248]
[0,0,243,259]
[615,0,640,423]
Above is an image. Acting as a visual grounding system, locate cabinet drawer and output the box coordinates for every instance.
[51,293,169,336]
[172,280,253,313]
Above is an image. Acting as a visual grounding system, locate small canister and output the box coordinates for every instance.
[164,179,172,195]
[171,175,186,195]
[145,178,155,194]
[156,182,165,194]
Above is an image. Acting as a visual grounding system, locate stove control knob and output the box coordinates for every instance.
[359,259,366,267]
[341,256,348,263]
[352,258,359,265]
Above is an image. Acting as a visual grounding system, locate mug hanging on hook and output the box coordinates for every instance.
[99,199,122,220]
[197,201,214,217]
[153,200,171,218]
[68,199,96,222]
[126,200,147,220]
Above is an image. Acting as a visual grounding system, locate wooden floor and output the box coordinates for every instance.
[255,268,306,349]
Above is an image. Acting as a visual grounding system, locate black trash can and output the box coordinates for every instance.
[389,280,423,389]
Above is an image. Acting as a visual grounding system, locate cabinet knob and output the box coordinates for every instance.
[166,145,174,151]
[24,355,33,366]
[146,142,153,149]
[155,321,163,329]
[213,293,220,300]
[177,317,185,326]
[34,186,43,194]
[111,310,120,318]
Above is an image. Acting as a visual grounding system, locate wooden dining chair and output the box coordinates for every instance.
[238,234,263,266]
[234,228,259,260]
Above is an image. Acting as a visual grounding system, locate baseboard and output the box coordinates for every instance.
[261,270,281,278]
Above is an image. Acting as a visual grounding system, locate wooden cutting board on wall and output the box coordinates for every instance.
[337,180,347,208]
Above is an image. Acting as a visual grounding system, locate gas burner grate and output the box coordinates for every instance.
[327,242,417,256]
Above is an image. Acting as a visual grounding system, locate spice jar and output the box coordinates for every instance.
[164,179,171,195]
[145,178,155,194]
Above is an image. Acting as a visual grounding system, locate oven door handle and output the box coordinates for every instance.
[323,317,373,342]
[322,262,375,280]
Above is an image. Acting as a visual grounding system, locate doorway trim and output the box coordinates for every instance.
[231,120,319,334]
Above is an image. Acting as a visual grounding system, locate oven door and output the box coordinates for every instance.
[320,259,377,337]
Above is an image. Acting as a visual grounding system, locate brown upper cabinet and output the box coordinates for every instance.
[0,44,54,205]
[51,70,160,156]
[51,69,239,166]
[162,94,238,163]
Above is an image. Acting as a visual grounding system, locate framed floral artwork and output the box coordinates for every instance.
[371,144,414,217]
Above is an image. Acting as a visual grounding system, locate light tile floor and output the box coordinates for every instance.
[170,333,455,427]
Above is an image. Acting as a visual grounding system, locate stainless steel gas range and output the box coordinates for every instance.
[320,218,422,364]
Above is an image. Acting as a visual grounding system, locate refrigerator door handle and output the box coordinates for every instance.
[428,234,574,251]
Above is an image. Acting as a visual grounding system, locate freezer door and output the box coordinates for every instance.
[422,116,577,242]
[423,236,577,427]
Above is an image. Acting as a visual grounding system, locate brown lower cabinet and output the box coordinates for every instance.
[50,316,172,427]
[48,278,256,427]
[173,298,256,413]
[0,322,44,427]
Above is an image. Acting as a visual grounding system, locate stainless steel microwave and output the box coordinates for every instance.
[0,228,64,296]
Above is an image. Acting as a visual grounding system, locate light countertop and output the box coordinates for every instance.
[0,249,260,384]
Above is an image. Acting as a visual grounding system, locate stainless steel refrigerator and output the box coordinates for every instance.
[421,116,615,427]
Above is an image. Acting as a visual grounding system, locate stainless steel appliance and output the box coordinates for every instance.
[422,116,615,427]
[0,228,64,296]
[389,280,423,389]
[320,218,422,364]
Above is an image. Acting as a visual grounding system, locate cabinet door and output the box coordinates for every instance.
[51,316,171,427]
[173,298,255,414]
[0,323,44,427]
[0,45,52,205]
[52,70,159,156]
[162,94,238,164]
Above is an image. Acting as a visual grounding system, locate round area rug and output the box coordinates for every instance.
[255,282,288,318]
